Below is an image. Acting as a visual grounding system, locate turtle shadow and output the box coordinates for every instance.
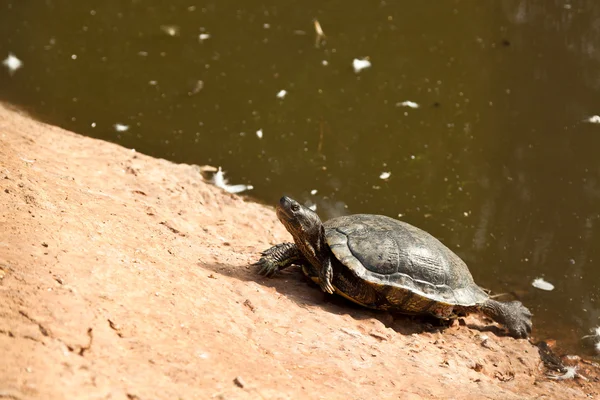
[202,260,470,337]
[463,322,512,338]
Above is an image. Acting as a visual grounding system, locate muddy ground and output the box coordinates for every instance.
[0,104,598,399]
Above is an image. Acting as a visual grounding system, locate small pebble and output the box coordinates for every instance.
[243,299,256,312]
[233,376,245,388]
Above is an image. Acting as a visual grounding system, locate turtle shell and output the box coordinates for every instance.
[323,214,488,312]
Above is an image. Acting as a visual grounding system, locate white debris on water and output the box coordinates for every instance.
[310,189,318,195]
[352,58,371,74]
[379,171,391,180]
[276,90,287,99]
[211,167,254,194]
[256,129,263,139]
[583,325,600,355]
[314,19,325,47]
[322,60,329,66]
[160,25,180,37]
[531,277,554,291]
[547,366,585,381]
[211,167,226,187]
[199,33,211,42]
[397,101,420,109]
[308,204,317,211]
[584,115,600,124]
[3,53,23,75]
[114,123,130,132]
[582,326,600,340]
[188,80,204,96]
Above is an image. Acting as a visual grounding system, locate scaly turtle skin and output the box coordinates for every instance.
[255,196,533,338]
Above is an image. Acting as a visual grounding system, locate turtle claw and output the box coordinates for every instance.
[253,258,278,277]
[319,279,335,295]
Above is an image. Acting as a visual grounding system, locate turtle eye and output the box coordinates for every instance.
[291,204,300,212]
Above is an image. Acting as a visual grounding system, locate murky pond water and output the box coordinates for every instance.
[2,0,600,355]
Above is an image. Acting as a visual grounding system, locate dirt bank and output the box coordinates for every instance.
[0,104,598,399]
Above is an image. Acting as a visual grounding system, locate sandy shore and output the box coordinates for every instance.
[0,104,597,399]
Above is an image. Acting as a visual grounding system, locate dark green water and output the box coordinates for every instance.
[2,0,600,356]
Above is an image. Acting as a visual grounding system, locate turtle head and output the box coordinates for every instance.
[276,196,325,258]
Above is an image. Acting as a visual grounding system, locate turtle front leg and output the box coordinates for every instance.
[317,257,335,294]
[254,242,306,277]
[477,299,533,339]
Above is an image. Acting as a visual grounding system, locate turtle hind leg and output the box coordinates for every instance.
[254,242,306,277]
[477,299,533,339]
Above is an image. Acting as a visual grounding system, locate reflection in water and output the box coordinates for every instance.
[1,0,599,355]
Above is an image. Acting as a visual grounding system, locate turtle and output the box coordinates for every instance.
[254,196,532,338]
